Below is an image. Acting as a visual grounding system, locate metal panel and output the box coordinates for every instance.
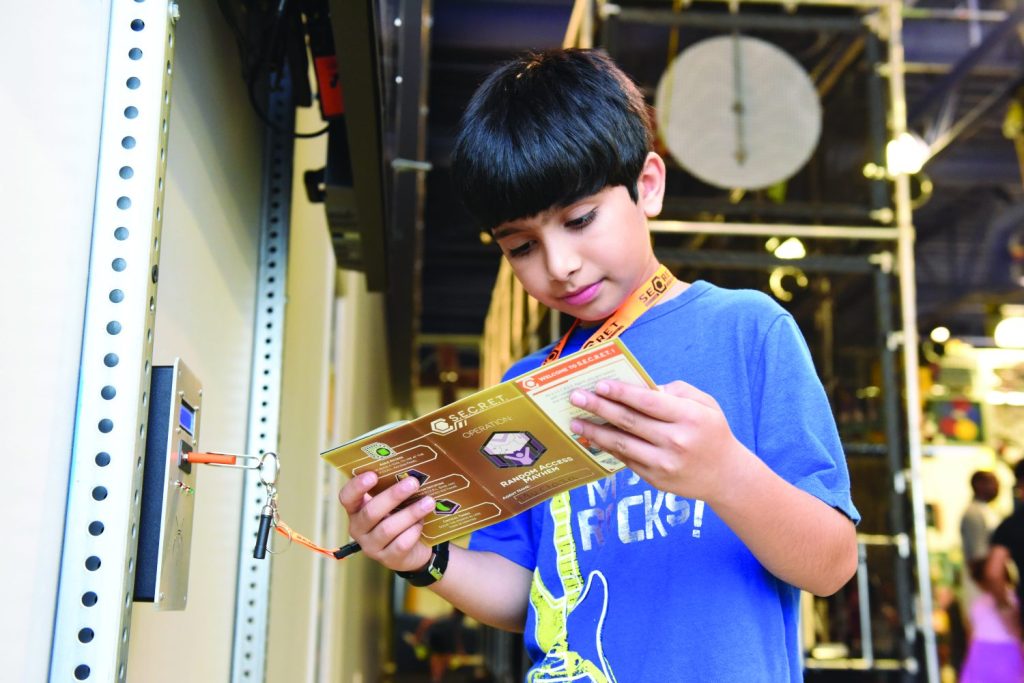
[133,359,202,611]
[231,75,294,683]
[49,1,178,680]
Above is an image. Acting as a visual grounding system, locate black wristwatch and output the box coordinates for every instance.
[396,542,450,587]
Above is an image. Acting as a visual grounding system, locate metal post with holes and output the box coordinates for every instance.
[49,1,178,681]
[886,1,939,679]
[230,72,294,683]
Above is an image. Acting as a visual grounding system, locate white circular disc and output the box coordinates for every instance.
[655,35,822,190]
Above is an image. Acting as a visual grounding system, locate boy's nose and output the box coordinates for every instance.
[544,244,582,282]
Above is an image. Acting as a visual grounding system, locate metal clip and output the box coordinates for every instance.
[258,451,280,488]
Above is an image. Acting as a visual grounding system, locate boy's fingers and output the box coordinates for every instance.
[358,476,425,527]
[570,417,658,469]
[589,378,684,421]
[367,495,436,555]
[659,380,718,409]
[573,380,679,422]
[571,388,663,438]
[338,471,378,514]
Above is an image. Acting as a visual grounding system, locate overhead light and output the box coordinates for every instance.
[773,237,806,260]
[886,131,930,176]
[994,315,1024,349]
[765,236,806,259]
[930,326,951,344]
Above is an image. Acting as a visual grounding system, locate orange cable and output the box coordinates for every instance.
[185,452,238,465]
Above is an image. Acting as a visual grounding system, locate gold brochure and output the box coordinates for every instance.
[321,338,657,544]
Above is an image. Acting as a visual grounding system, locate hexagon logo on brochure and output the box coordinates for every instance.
[430,419,453,435]
[480,431,547,468]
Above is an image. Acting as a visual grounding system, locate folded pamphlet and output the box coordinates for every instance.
[321,338,657,544]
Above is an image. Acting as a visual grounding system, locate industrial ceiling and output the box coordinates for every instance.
[417,0,1023,383]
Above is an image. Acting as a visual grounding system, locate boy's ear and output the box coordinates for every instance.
[637,152,666,218]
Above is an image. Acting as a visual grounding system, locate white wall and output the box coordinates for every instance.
[0,3,111,680]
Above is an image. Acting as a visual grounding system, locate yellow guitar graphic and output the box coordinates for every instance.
[528,491,616,683]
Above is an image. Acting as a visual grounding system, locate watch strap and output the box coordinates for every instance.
[396,542,450,587]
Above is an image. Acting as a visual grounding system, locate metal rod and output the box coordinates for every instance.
[49,3,177,680]
[650,220,898,241]
[887,1,940,680]
[417,333,484,347]
[804,658,908,670]
[856,543,874,666]
[858,532,907,546]
[606,0,889,9]
[230,69,294,683]
[656,247,879,274]
[902,7,1009,22]
[865,33,891,214]
[661,197,879,222]
[610,6,866,32]
[880,62,1022,77]
[874,265,919,681]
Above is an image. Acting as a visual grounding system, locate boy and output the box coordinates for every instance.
[340,49,859,681]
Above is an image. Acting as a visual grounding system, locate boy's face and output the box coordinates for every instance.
[491,153,666,323]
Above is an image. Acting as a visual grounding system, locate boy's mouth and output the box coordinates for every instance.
[561,280,602,306]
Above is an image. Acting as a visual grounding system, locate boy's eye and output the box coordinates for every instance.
[566,209,597,230]
[508,241,534,258]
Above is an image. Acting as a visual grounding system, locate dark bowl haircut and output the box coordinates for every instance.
[451,49,654,231]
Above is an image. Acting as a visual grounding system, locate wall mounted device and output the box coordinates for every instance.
[134,358,202,610]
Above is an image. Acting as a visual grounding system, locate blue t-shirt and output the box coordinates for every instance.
[469,281,859,682]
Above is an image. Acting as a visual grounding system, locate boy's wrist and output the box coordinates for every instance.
[704,439,757,509]
[396,542,450,587]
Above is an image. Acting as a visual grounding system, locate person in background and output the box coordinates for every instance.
[959,462,1024,682]
[961,471,1001,612]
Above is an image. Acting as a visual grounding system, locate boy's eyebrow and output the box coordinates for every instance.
[491,225,523,239]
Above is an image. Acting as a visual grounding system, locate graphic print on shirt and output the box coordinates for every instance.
[528,471,707,680]
[529,491,616,683]
[575,471,694,551]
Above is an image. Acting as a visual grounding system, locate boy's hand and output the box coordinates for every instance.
[338,471,436,572]
[568,379,746,502]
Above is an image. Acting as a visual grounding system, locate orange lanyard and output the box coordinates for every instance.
[543,264,676,365]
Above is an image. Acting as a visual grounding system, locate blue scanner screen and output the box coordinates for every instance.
[180,402,195,435]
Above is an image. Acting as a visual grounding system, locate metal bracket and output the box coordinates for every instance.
[49,1,177,680]
[229,71,294,683]
[868,251,894,273]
